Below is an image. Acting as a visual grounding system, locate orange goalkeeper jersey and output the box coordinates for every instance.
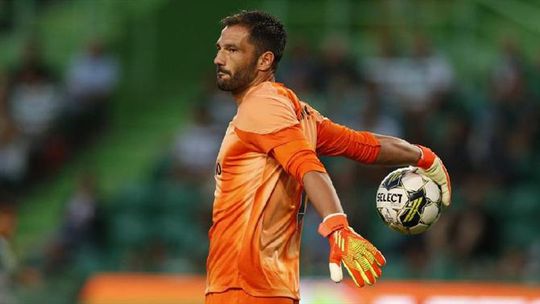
[206,81,380,299]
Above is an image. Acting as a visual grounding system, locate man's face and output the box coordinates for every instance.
[214,25,259,92]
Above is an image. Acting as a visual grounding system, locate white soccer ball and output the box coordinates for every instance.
[376,167,443,234]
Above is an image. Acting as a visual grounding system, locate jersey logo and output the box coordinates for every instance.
[298,105,311,120]
[297,194,308,230]
[303,105,311,117]
[215,162,222,175]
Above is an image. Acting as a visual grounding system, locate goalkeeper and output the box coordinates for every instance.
[206,10,451,304]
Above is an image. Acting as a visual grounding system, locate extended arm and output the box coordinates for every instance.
[316,119,420,166]
[373,134,421,166]
[317,119,451,206]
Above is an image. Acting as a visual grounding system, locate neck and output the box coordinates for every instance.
[233,72,275,105]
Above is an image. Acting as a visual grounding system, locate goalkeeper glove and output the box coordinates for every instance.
[416,145,452,206]
[318,213,386,287]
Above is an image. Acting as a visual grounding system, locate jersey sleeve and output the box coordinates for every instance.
[316,118,381,164]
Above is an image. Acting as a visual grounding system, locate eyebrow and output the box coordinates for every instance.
[216,42,239,49]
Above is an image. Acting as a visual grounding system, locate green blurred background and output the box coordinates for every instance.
[0,0,539,303]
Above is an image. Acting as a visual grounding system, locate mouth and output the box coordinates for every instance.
[217,71,230,79]
[216,67,230,77]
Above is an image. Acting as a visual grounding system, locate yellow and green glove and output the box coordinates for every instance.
[318,213,386,287]
[416,145,452,206]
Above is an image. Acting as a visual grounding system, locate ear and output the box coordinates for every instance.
[257,51,275,72]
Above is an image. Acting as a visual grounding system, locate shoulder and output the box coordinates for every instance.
[298,100,326,124]
[235,82,299,134]
[242,82,294,110]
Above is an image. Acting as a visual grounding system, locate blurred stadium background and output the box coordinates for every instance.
[0,0,539,303]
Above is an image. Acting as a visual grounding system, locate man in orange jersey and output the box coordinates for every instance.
[205,10,451,304]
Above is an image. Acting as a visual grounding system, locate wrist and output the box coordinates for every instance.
[318,213,348,237]
[415,145,436,170]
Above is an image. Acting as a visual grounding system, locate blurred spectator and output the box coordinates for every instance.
[470,39,539,184]
[169,104,221,184]
[0,72,29,188]
[366,34,454,111]
[9,40,62,140]
[66,39,119,104]
[65,39,119,143]
[7,40,68,179]
[0,1,13,32]
[426,172,500,280]
[492,38,524,103]
[349,80,402,137]
[277,39,318,93]
[44,173,104,274]
[315,35,361,116]
[432,109,472,182]
[0,194,18,304]
[277,40,326,113]
[0,118,29,189]
[364,34,454,142]
[316,34,360,93]
[196,72,236,128]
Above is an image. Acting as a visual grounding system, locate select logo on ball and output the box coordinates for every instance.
[376,192,403,204]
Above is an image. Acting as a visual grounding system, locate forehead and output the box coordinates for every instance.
[217,25,251,46]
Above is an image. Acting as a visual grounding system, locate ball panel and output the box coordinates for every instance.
[401,171,425,192]
[377,207,398,225]
[420,202,440,224]
[398,191,426,228]
[381,168,408,190]
[424,180,441,203]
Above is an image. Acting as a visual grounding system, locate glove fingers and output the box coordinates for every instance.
[359,248,382,279]
[354,260,375,286]
[374,250,386,267]
[342,261,365,287]
[359,243,385,268]
[441,188,451,207]
[371,261,382,278]
[366,262,380,282]
[418,158,452,206]
[329,262,343,283]
[441,164,452,206]
[362,242,386,267]
[360,250,383,284]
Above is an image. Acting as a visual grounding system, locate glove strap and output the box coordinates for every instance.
[318,213,348,237]
[416,145,436,170]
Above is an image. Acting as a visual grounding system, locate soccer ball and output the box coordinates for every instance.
[376,167,442,235]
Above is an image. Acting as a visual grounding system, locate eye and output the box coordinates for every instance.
[228,47,238,53]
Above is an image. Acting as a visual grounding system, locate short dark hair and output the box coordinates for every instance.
[221,10,287,71]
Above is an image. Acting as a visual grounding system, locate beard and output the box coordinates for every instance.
[216,60,258,93]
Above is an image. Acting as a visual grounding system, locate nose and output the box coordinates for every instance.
[214,50,225,66]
